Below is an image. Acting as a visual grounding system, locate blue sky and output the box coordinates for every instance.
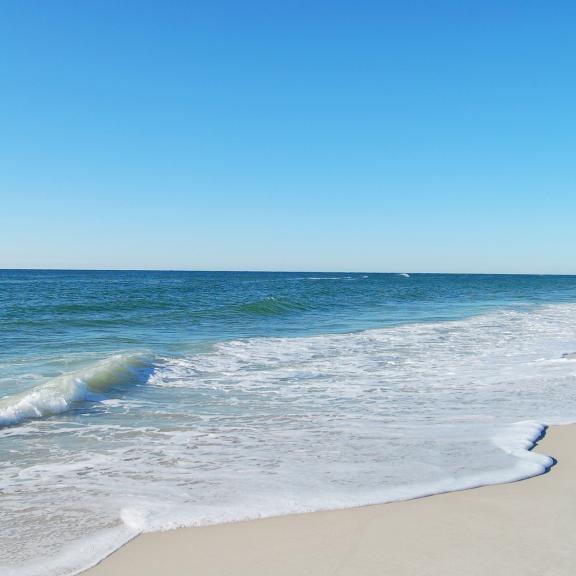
[1,0,574,273]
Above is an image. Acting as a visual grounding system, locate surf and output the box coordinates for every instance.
[0,354,153,427]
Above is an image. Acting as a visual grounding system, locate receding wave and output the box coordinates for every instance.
[0,354,153,427]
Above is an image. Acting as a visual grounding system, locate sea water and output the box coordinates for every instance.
[2,270,576,575]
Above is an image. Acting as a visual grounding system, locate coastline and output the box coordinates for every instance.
[83,424,575,576]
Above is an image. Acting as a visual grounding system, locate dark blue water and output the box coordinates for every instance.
[3,270,576,359]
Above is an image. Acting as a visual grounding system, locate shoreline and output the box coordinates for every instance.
[83,424,575,576]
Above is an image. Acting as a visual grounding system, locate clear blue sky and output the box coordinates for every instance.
[1,0,574,273]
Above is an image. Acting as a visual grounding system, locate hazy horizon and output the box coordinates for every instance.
[2,267,576,277]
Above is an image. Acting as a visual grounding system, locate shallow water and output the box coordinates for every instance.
[2,271,576,575]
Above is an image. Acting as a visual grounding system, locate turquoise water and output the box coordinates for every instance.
[2,271,576,575]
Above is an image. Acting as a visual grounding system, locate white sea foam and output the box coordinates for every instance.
[2,304,576,576]
[3,526,138,576]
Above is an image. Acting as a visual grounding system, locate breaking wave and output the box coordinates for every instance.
[0,354,153,427]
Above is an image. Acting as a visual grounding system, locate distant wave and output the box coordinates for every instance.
[232,296,311,316]
[182,296,316,321]
[0,354,153,427]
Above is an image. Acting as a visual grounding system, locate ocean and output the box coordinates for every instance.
[2,270,576,575]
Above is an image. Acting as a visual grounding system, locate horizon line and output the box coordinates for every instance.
[0,267,575,277]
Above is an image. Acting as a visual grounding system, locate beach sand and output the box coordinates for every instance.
[84,424,576,576]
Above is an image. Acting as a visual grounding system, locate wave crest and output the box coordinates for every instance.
[0,354,153,427]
